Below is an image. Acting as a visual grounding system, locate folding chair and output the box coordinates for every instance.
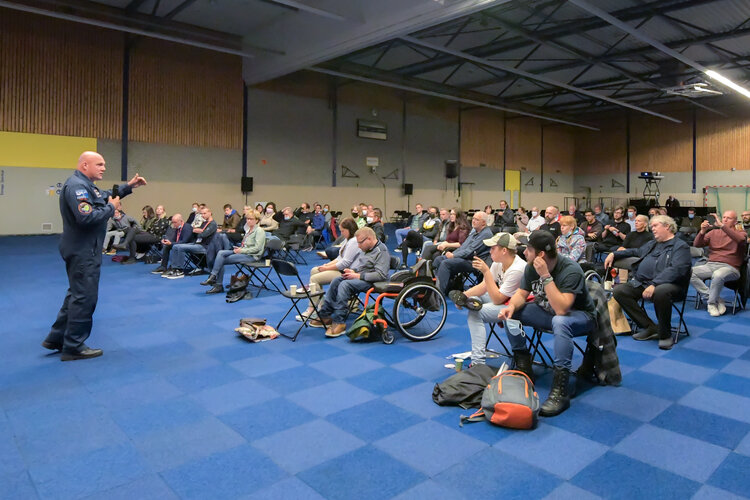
[235,239,284,297]
[281,234,307,265]
[184,249,207,275]
[271,259,325,341]
[724,257,749,314]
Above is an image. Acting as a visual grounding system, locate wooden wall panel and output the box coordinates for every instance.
[0,10,122,138]
[129,39,243,149]
[573,121,627,175]
[631,112,692,172]
[697,112,750,171]
[543,126,574,176]
[506,117,541,172]
[459,108,504,169]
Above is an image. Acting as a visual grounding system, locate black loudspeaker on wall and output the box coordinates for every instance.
[241,176,253,193]
[404,183,414,195]
[445,161,458,179]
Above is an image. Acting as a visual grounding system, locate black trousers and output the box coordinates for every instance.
[612,282,683,340]
[46,253,101,353]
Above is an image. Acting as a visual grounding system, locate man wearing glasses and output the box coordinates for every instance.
[311,227,390,338]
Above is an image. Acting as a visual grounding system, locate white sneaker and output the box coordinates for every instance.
[708,303,720,317]
[716,300,726,315]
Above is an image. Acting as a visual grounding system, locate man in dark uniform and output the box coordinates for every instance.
[43,151,147,361]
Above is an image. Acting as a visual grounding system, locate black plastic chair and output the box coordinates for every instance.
[271,259,326,341]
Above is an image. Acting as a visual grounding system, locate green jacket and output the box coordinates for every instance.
[239,225,266,259]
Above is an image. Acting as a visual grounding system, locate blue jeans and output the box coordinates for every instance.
[211,250,257,284]
[506,302,594,370]
[433,255,473,296]
[317,276,372,324]
[395,227,411,245]
[171,243,206,269]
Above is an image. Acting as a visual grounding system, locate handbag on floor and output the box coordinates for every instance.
[235,317,279,342]
[432,364,497,409]
[608,296,631,334]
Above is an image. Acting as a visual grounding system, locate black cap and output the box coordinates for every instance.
[528,230,556,253]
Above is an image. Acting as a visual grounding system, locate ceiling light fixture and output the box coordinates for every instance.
[705,71,750,100]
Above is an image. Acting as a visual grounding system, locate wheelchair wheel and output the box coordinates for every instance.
[392,282,447,341]
[584,269,601,283]
[381,329,395,344]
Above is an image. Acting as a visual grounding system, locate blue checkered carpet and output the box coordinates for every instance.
[1,235,749,499]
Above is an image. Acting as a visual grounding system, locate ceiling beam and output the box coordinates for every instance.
[396,0,721,77]
[401,35,682,122]
[567,0,750,100]
[310,66,599,129]
[263,0,348,22]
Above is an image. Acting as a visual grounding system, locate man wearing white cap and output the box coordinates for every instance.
[450,232,526,366]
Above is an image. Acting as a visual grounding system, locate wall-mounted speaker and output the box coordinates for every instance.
[445,161,458,179]
[241,176,253,193]
[404,183,414,195]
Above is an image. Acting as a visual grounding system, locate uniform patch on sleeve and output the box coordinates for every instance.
[78,202,92,214]
[75,189,90,201]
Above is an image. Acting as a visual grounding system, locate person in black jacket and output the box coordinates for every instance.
[606,215,691,350]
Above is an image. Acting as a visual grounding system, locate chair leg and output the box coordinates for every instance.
[484,323,511,357]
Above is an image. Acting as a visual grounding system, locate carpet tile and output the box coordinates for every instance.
[2,236,749,499]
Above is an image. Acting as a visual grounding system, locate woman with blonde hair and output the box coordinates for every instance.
[556,215,587,262]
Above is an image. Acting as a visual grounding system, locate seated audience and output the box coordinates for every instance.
[495,200,515,228]
[120,204,171,263]
[186,202,200,225]
[190,203,206,228]
[665,195,680,218]
[166,206,217,278]
[395,203,427,245]
[539,205,561,238]
[568,204,586,225]
[679,207,702,235]
[742,210,750,242]
[152,214,192,274]
[310,203,327,246]
[310,227,390,338]
[620,214,653,250]
[587,205,630,260]
[556,215,587,263]
[526,206,545,232]
[275,206,312,243]
[104,209,137,253]
[483,205,495,226]
[593,204,610,226]
[366,208,386,243]
[453,232,526,366]
[259,202,279,232]
[580,209,603,246]
[399,206,440,267]
[201,208,266,294]
[420,208,470,262]
[625,205,637,231]
[298,217,360,321]
[606,215,691,350]
[220,204,241,232]
[498,230,596,416]
[433,212,493,296]
[350,204,366,229]
[514,206,529,231]
[690,211,747,316]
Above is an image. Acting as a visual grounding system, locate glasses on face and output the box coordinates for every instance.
[356,238,368,244]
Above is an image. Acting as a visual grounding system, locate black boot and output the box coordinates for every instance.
[539,367,571,417]
[200,275,217,286]
[512,350,535,383]
[206,284,225,294]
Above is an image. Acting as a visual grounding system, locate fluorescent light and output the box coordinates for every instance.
[706,70,750,99]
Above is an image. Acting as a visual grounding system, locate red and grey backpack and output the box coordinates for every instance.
[460,370,540,430]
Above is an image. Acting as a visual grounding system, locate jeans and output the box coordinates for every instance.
[171,243,206,269]
[395,227,411,246]
[210,250,257,284]
[467,293,507,364]
[317,276,372,324]
[690,261,740,305]
[613,282,683,340]
[433,255,473,295]
[103,230,124,250]
[506,302,594,370]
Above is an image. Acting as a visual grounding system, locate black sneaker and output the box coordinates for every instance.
[632,327,659,341]
[448,290,482,311]
[152,266,167,275]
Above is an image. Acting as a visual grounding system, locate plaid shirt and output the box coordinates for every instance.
[580,280,622,386]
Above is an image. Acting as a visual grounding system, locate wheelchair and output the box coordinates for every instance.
[357,261,447,344]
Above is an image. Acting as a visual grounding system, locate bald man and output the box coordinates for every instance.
[43,152,146,360]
